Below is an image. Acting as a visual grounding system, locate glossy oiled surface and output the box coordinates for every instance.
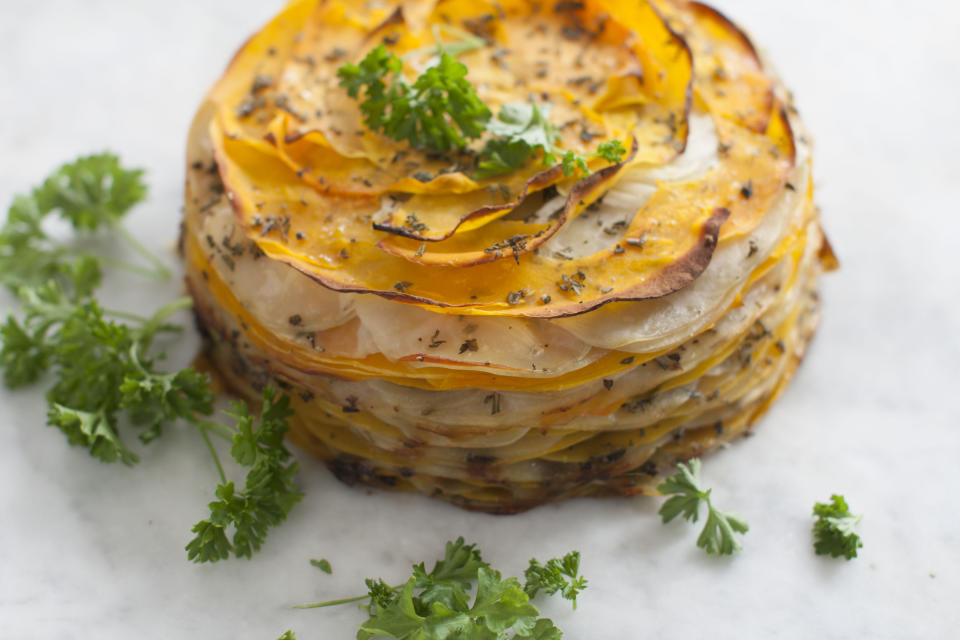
[1,1,958,638]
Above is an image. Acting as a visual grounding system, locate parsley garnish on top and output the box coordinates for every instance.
[812,494,863,560]
[0,153,301,563]
[338,45,491,153]
[477,103,627,178]
[292,538,586,639]
[336,44,626,176]
[657,458,749,556]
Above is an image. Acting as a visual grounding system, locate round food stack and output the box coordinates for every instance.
[183,0,836,513]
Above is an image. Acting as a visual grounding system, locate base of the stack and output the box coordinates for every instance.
[188,268,822,515]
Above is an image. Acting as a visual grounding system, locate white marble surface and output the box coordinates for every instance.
[1,1,958,637]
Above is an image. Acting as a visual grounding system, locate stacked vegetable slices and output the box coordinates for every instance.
[183,0,836,513]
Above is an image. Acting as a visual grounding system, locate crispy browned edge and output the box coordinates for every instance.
[261,205,730,319]
[215,130,731,318]
[685,1,775,132]
[655,0,695,154]
[688,1,762,64]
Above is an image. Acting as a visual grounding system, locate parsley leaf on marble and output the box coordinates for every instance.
[44,292,200,463]
[0,153,302,564]
[311,558,333,574]
[33,152,147,230]
[812,494,863,560]
[0,152,168,297]
[293,538,583,639]
[657,458,749,556]
[0,275,201,456]
[186,389,303,562]
[523,551,587,609]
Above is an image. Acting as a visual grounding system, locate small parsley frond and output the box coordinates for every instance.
[813,494,863,560]
[0,195,102,299]
[47,403,139,466]
[365,578,401,614]
[310,558,333,574]
[0,311,55,387]
[594,139,627,164]
[657,458,748,556]
[33,152,147,230]
[560,150,589,177]
[524,550,587,608]
[486,102,558,150]
[186,387,303,563]
[26,291,196,464]
[120,366,214,444]
[416,536,488,586]
[0,152,166,298]
[338,44,401,100]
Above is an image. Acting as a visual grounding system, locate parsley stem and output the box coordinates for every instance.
[404,24,485,67]
[431,24,485,57]
[294,594,374,609]
[110,221,172,281]
[191,418,235,442]
[197,423,227,484]
[139,297,193,340]
[97,254,170,281]
[296,582,405,609]
[101,308,151,323]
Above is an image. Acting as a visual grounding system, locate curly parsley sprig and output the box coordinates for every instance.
[291,538,585,639]
[0,153,301,563]
[338,45,491,153]
[0,153,170,295]
[812,494,863,560]
[21,286,202,463]
[657,458,749,556]
[523,551,587,609]
[186,389,303,562]
[337,44,626,176]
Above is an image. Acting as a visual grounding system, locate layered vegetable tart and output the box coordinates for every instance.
[183,0,837,512]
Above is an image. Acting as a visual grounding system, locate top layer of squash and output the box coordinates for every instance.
[203,0,794,318]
